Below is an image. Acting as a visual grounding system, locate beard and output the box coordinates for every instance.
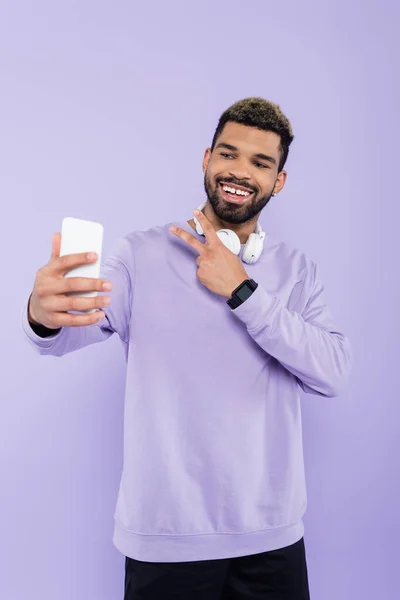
[203,172,275,225]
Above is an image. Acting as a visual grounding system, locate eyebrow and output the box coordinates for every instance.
[215,142,277,166]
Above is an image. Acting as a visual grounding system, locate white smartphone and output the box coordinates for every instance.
[60,217,104,312]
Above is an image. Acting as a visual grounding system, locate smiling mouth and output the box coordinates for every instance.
[219,182,254,204]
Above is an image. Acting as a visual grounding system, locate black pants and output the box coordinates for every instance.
[124,537,310,599]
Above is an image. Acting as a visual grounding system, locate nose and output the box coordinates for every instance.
[229,161,251,180]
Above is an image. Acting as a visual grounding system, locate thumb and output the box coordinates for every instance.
[50,232,61,261]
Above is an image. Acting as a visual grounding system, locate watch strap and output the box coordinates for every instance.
[227,279,258,309]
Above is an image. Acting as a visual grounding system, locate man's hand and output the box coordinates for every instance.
[170,210,249,299]
[28,233,113,329]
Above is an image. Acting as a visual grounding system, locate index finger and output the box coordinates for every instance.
[169,225,205,254]
[193,209,219,242]
[50,232,61,260]
[47,252,98,275]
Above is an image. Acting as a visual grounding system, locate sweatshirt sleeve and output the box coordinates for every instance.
[22,236,134,357]
[231,262,352,397]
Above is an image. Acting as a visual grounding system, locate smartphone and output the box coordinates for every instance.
[60,217,104,312]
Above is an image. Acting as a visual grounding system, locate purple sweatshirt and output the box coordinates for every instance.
[22,220,352,562]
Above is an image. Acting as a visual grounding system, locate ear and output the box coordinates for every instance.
[202,148,211,173]
[273,169,287,195]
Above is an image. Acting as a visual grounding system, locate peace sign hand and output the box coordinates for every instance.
[170,210,249,299]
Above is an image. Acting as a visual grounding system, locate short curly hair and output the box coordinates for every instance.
[211,97,294,172]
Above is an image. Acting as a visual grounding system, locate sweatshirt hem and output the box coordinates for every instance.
[113,519,304,562]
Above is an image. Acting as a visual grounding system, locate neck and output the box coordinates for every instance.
[188,202,259,244]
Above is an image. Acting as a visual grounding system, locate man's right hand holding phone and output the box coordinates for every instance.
[28,233,113,330]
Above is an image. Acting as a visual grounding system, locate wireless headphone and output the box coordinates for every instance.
[193,202,266,265]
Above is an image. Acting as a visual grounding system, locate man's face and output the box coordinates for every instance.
[203,122,285,225]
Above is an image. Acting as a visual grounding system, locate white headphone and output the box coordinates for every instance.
[193,202,266,265]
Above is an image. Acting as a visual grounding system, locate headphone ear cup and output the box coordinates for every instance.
[216,229,241,255]
[194,217,204,236]
[242,232,263,264]
[193,202,207,236]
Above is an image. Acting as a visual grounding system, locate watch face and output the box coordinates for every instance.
[237,282,252,302]
[227,279,257,309]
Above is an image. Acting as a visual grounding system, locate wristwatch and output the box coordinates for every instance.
[227,279,258,309]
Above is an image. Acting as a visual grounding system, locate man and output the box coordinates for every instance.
[23,98,352,599]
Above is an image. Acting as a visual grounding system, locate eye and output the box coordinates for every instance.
[220,152,234,159]
[254,162,269,169]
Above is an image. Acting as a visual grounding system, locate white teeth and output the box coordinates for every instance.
[222,185,250,197]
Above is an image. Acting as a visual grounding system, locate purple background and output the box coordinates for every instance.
[1,1,398,598]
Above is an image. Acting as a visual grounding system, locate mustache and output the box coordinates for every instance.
[215,176,257,194]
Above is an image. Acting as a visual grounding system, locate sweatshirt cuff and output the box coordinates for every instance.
[21,300,63,348]
[230,284,279,332]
